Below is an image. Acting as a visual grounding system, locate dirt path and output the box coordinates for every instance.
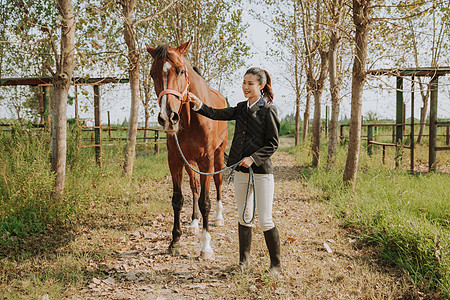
[69,141,411,299]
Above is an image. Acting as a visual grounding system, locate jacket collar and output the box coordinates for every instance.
[248,97,265,114]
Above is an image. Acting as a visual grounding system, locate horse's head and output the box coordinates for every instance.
[146,41,192,134]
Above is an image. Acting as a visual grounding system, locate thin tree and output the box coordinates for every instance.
[325,0,347,165]
[121,0,140,176]
[121,0,176,176]
[343,0,372,189]
[293,0,303,146]
[51,0,76,195]
[408,5,448,143]
[300,0,329,167]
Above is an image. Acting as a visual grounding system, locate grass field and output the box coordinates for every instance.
[0,124,449,298]
[290,138,449,296]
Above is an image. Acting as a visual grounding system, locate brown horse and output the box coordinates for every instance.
[146,41,228,258]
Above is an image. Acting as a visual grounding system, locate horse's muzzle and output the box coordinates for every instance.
[158,112,180,133]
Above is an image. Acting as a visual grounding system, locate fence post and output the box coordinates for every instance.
[429,75,439,172]
[154,130,159,154]
[446,126,449,146]
[107,111,111,141]
[94,85,102,167]
[395,76,404,168]
[43,86,51,128]
[392,125,395,143]
[410,77,415,174]
[367,125,373,157]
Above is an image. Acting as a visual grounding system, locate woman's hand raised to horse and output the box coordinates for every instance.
[188,92,202,109]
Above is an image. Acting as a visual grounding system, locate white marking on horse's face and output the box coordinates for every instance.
[163,61,172,73]
[159,67,170,119]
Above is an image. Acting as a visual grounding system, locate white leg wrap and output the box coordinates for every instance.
[215,200,224,226]
[188,219,200,235]
[200,229,214,259]
[189,218,200,229]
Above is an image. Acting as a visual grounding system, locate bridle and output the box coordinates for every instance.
[157,67,191,115]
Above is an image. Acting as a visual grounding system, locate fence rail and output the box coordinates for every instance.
[1,123,166,167]
[340,122,450,171]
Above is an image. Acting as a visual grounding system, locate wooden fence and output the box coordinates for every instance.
[0,123,166,167]
[340,122,450,172]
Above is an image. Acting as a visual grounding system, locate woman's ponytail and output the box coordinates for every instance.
[261,70,274,103]
[245,67,274,103]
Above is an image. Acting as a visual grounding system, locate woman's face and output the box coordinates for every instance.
[242,74,264,100]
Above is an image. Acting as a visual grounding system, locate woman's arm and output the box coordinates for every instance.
[189,92,237,121]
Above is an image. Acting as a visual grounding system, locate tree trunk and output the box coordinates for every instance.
[293,0,301,146]
[51,0,75,195]
[31,86,46,125]
[295,88,301,146]
[327,0,343,165]
[294,46,301,146]
[302,84,311,142]
[417,81,430,143]
[122,0,140,177]
[408,20,430,144]
[343,0,371,189]
[311,89,322,167]
[311,50,328,168]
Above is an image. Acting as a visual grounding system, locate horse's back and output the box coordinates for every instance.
[208,89,228,109]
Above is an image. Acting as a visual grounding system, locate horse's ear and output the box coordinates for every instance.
[177,40,192,55]
[146,44,156,58]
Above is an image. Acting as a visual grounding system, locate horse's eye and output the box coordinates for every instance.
[180,70,185,75]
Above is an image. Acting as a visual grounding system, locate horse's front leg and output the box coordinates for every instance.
[198,159,214,259]
[168,160,184,256]
[213,142,227,226]
[185,163,200,235]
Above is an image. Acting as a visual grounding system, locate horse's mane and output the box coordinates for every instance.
[193,66,202,77]
[152,44,171,60]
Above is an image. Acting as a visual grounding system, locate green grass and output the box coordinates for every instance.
[290,140,449,296]
[1,124,448,297]
[0,126,172,298]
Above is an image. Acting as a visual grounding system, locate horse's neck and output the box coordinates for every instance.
[180,103,192,130]
[180,60,213,133]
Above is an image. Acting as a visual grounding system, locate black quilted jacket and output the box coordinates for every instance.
[195,97,280,174]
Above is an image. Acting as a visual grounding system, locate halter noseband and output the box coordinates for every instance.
[157,68,190,114]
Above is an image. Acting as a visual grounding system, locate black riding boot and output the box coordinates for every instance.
[238,223,252,271]
[263,226,282,274]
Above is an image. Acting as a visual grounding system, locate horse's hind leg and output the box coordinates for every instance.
[168,160,184,255]
[185,163,200,235]
[213,142,226,226]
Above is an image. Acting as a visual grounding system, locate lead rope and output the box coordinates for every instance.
[173,132,256,224]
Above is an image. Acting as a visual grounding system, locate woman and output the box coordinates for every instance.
[189,67,281,274]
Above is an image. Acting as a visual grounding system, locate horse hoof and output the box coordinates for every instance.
[214,219,224,226]
[200,251,214,260]
[168,246,180,256]
[187,226,199,236]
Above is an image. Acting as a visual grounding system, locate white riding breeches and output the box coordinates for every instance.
[233,171,275,231]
